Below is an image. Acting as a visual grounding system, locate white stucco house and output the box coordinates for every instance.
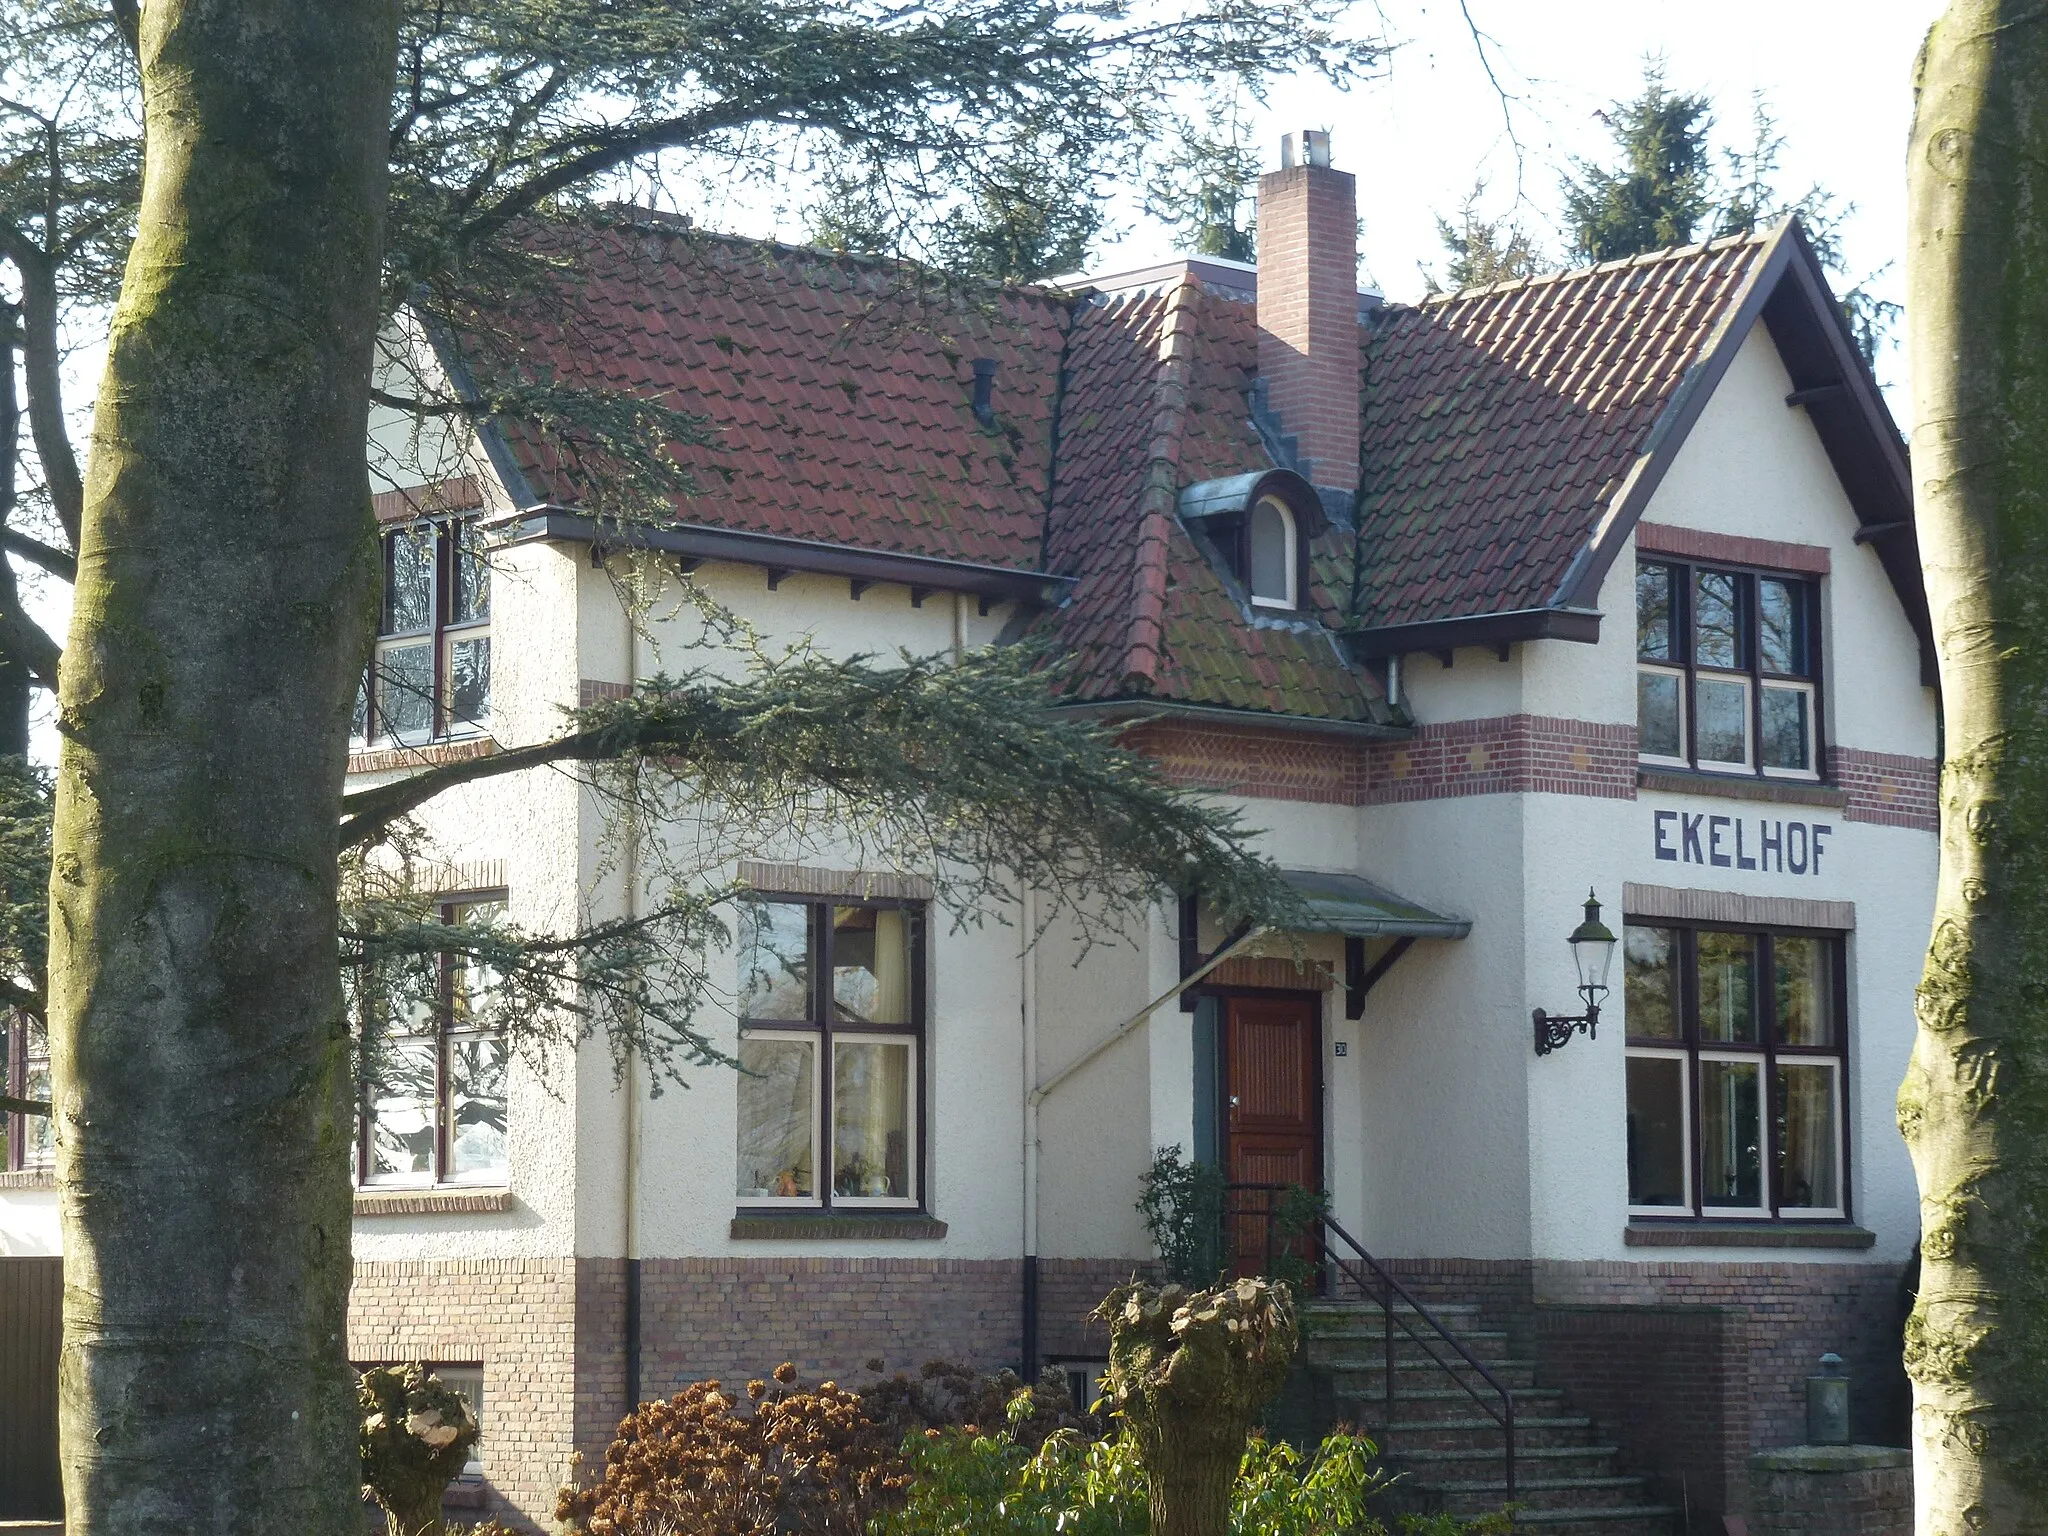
[0,138,1936,1532]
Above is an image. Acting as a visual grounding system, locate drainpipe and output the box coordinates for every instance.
[621,568,643,1414]
[1019,919,1263,1374]
[1020,888,1039,1379]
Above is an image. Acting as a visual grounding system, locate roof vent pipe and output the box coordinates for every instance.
[971,358,998,426]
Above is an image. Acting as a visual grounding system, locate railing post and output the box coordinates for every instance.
[1382,1268,1394,1440]
[1505,1390,1516,1502]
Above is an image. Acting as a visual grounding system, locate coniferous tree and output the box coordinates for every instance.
[1146,93,1262,263]
[1429,179,1548,291]
[1561,61,1714,262]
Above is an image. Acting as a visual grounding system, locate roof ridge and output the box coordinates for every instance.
[1122,278,1205,689]
[1418,227,1773,309]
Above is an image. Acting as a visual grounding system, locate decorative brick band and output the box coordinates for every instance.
[348,736,498,777]
[737,860,935,902]
[0,1167,53,1189]
[1636,521,1830,576]
[1125,715,1638,806]
[1205,955,1334,991]
[578,678,632,707]
[1122,720,1369,805]
[728,1213,948,1240]
[1829,746,1939,831]
[1362,715,1638,804]
[1622,882,1856,932]
[373,474,482,525]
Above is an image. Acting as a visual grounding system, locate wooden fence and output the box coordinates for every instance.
[0,1256,61,1518]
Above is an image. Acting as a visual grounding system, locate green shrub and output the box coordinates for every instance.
[1138,1144,1228,1287]
[875,1400,1411,1536]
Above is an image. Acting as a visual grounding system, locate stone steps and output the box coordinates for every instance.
[1298,1297,1678,1536]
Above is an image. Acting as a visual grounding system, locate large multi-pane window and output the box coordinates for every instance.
[3,1012,52,1172]
[353,899,511,1187]
[1637,560,1820,777]
[735,897,924,1210]
[354,517,492,745]
[1624,920,1847,1220]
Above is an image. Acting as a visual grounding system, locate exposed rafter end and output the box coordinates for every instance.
[909,586,932,608]
[1853,519,1914,545]
[1785,382,1847,408]
[849,579,873,601]
[766,568,791,590]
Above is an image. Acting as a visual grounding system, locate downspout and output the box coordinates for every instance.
[621,568,643,1414]
[1020,888,1039,1378]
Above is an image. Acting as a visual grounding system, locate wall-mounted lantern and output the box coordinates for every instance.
[1533,890,1617,1056]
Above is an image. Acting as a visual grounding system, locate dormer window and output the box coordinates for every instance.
[1247,495,1298,608]
[1177,470,1324,616]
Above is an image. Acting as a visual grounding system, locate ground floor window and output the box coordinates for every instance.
[735,896,924,1209]
[354,898,510,1187]
[3,1013,52,1171]
[1624,919,1847,1220]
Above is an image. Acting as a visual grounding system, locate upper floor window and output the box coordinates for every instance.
[1624,920,1847,1220]
[354,518,491,746]
[1246,495,1299,609]
[1637,559,1819,778]
[735,897,924,1210]
[3,1013,51,1172]
[353,897,510,1187]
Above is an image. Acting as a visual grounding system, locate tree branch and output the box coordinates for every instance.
[1,527,76,582]
[13,254,83,548]
[0,1094,51,1117]
[338,731,604,848]
[109,0,141,63]
[0,572,62,692]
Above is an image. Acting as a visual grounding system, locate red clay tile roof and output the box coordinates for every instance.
[1351,232,1771,630]
[444,215,1792,727]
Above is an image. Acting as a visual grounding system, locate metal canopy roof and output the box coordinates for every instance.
[1277,869,1472,940]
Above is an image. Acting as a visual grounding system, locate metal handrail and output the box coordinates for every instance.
[1223,1184,1516,1502]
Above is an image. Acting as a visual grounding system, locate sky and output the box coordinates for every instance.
[1089,0,1941,397]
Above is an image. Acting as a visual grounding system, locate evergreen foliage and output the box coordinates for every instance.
[1561,61,1714,262]
[1430,180,1548,291]
[1145,92,1263,263]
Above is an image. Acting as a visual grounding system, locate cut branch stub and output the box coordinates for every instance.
[358,1363,479,1536]
[1091,1276,1298,1536]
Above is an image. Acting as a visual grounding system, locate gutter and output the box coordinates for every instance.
[1343,605,1602,662]
[486,506,1072,608]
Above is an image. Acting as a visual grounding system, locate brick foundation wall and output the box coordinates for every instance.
[349,1257,588,1531]
[1748,1447,1912,1536]
[1534,1260,1912,1450]
[634,1257,1024,1395]
[1035,1257,1154,1364]
[1534,1305,1751,1522]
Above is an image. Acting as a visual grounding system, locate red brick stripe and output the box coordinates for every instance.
[1829,745,1939,831]
[1635,521,1830,575]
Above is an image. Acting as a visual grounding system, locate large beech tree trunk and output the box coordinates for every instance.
[1904,4,2048,1531]
[50,3,399,1532]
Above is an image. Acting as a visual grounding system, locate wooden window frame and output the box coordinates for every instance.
[3,1011,51,1172]
[352,891,511,1189]
[1636,558,1825,781]
[735,894,928,1215]
[1623,917,1852,1224]
[356,516,492,747]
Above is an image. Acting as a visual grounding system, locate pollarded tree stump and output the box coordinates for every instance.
[358,1363,480,1536]
[1092,1276,1298,1536]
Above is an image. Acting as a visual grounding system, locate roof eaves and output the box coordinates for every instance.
[1052,697,1410,741]
[488,506,1072,605]
[1343,605,1602,662]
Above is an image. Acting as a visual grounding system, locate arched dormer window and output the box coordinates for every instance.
[1247,495,1298,609]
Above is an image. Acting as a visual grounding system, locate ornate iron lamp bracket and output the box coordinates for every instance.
[1533,989,1602,1057]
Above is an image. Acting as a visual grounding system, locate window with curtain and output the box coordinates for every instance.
[1636,558,1821,778]
[352,897,511,1188]
[735,897,923,1209]
[1623,919,1847,1220]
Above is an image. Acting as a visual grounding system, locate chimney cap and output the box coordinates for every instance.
[1280,130,1333,170]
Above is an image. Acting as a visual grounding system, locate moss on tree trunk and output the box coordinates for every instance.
[48,3,399,1533]
[1905,4,2048,1531]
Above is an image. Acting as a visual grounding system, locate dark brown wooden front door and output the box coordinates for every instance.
[1223,994,1321,1275]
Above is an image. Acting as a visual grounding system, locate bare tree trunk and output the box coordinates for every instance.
[49,3,399,1533]
[1904,5,2048,1531]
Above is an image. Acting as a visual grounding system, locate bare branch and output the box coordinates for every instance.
[1,527,75,581]
[0,1093,50,1117]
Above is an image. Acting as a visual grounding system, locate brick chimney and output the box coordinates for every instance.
[1256,131,1359,492]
